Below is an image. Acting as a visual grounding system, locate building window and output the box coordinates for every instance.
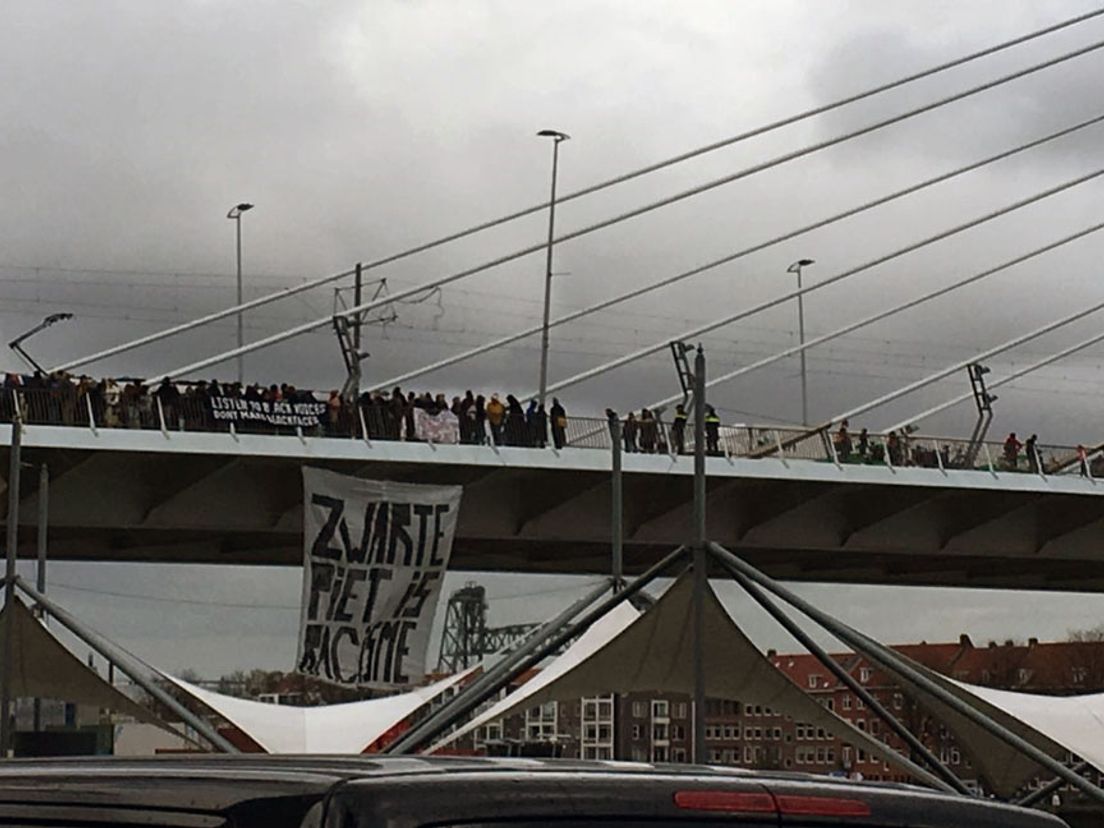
[673,702,688,719]
[652,699,669,719]
[632,701,646,718]
[632,724,642,740]
[652,745,668,762]
[653,723,669,742]
[631,746,648,762]
[860,667,872,683]
[950,747,961,766]
[671,724,685,741]
[855,719,866,732]
[892,693,903,710]
[808,675,820,689]
[842,695,852,710]
[672,747,687,763]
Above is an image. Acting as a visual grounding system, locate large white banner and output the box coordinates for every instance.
[296,468,463,689]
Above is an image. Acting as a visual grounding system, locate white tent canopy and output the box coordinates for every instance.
[433,574,922,783]
[942,678,1104,782]
[165,668,474,753]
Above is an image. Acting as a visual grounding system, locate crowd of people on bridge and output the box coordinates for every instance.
[1,369,1091,475]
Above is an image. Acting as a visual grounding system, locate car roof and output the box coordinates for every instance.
[0,756,1064,828]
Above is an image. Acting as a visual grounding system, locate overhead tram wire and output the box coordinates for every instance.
[642,221,1104,412]
[54,14,1104,376]
[823,300,1104,429]
[883,330,1104,434]
[532,165,1104,400]
[157,38,1104,381]
[370,113,1104,391]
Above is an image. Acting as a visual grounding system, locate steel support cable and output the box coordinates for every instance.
[371,113,1104,392]
[826,299,1104,429]
[51,6,1104,374]
[535,166,1104,399]
[644,219,1104,413]
[153,38,1104,380]
[883,327,1104,434]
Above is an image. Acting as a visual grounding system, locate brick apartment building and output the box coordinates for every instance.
[464,634,1104,791]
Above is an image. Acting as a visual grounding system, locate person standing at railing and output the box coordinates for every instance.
[474,394,488,445]
[705,405,721,455]
[623,411,638,453]
[639,408,657,453]
[834,420,852,461]
[486,394,505,445]
[671,404,688,454]
[550,398,567,449]
[1003,432,1022,470]
[1025,434,1039,473]
[857,427,869,461]
[505,395,526,446]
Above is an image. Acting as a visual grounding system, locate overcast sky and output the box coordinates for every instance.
[5,1,1104,678]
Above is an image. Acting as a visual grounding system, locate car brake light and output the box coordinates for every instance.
[674,790,776,813]
[776,795,872,817]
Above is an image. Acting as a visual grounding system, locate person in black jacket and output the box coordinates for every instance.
[549,398,567,449]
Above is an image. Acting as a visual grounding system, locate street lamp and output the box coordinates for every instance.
[536,129,569,409]
[8,313,74,373]
[786,258,815,425]
[226,202,254,385]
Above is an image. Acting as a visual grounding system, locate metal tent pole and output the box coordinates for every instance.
[14,577,238,754]
[388,546,689,754]
[691,346,707,764]
[708,541,1104,806]
[393,577,614,754]
[1,408,22,756]
[715,554,967,795]
[611,418,623,586]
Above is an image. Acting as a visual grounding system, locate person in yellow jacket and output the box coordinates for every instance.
[485,393,506,445]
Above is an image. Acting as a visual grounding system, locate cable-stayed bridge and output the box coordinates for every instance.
[2,412,1104,590]
[7,8,1104,590]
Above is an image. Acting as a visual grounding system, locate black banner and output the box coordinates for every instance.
[207,396,327,428]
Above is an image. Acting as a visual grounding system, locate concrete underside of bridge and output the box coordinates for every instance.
[4,425,1104,590]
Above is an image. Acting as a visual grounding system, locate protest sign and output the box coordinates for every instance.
[413,408,460,443]
[296,468,462,689]
[208,396,327,428]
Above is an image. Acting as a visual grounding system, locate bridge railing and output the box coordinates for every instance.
[0,387,1091,475]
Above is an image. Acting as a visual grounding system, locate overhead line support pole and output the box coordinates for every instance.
[611,418,623,587]
[1,407,21,756]
[691,346,707,765]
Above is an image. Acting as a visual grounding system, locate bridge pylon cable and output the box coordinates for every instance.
[827,300,1104,428]
[643,221,1104,413]
[50,6,1104,375]
[533,166,1104,400]
[883,329,1104,434]
[158,36,1104,381]
[371,113,1104,392]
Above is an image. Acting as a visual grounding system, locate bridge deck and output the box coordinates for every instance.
[2,424,1103,590]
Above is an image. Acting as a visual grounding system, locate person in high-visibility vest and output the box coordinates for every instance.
[705,405,721,454]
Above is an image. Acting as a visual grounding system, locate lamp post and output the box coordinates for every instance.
[536,130,569,409]
[786,258,815,425]
[227,202,254,386]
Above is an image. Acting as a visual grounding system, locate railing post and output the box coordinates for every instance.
[357,404,372,447]
[982,443,997,477]
[156,396,169,438]
[933,440,946,475]
[772,430,788,467]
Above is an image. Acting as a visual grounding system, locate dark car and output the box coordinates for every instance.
[0,755,1068,828]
